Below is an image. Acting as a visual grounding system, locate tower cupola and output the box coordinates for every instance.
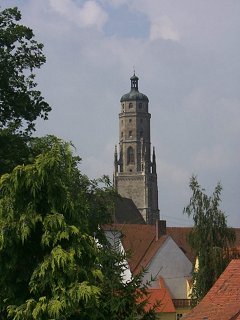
[120,73,149,102]
[130,73,139,91]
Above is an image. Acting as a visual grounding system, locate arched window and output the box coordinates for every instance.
[127,146,134,164]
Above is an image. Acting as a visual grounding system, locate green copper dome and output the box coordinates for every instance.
[120,74,149,102]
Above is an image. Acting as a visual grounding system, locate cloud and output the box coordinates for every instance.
[149,15,180,42]
[105,0,129,7]
[193,145,228,171]
[158,159,189,185]
[49,0,108,30]
[5,0,240,227]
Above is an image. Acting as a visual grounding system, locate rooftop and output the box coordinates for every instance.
[183,259,240,320]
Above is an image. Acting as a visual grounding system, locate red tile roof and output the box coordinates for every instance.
[103,224,240,278]
[138,287,176,313]
[103,224,194,274]
[104,224,170,273]
[183,260,240,320]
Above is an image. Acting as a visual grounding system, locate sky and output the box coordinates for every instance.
[2,0,240,227]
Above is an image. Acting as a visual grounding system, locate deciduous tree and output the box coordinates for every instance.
[0,138,156,319]
[0,6,51,134]
[184,176,236,306]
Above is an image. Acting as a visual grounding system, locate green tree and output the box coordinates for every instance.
[0,6,51,175]
[0,6,51,135]
[0,138,156,319]
[97,234,156,320]
[184,176,236,306]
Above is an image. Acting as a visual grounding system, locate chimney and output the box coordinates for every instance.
[156,219,166,241]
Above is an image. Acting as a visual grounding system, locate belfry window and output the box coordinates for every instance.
[127,147,134,164]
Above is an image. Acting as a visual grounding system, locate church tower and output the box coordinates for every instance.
[114,74,159,224]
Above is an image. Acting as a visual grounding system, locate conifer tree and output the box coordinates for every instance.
[184,176,236,306]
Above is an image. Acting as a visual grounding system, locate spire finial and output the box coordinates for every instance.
[133,65,135,76]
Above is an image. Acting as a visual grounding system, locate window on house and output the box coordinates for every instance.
[129,103,133,108]
[129,131,132,138]
[127,147,134,164]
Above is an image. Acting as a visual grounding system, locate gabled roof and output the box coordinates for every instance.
[103,223,240,274]
[166,227,194,262]
[114,197,146,225]
[104,224,192,274]
[140,287,176,313]
[183,259,240,320]
[137,277,176,313]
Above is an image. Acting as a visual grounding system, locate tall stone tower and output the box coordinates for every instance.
[114,74,159,224]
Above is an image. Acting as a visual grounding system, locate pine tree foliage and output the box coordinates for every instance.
[184,176,236,306]
[0,138,156,319]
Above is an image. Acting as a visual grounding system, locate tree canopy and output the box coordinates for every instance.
[0,138,156,319]
[0,7,51,135]
[184,176,236,306]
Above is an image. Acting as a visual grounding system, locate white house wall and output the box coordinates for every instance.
[142,237,192,299]
[104,230,132,283]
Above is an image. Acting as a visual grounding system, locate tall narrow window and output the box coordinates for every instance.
[127,147,134,164]
[129,103,133,109]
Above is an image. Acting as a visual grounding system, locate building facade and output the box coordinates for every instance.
[113,74,159,224]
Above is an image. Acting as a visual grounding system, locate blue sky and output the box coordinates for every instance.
[1,0,240,227]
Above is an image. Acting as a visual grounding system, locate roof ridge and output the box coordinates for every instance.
[132,234,156,273]
[133,234,169,274]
